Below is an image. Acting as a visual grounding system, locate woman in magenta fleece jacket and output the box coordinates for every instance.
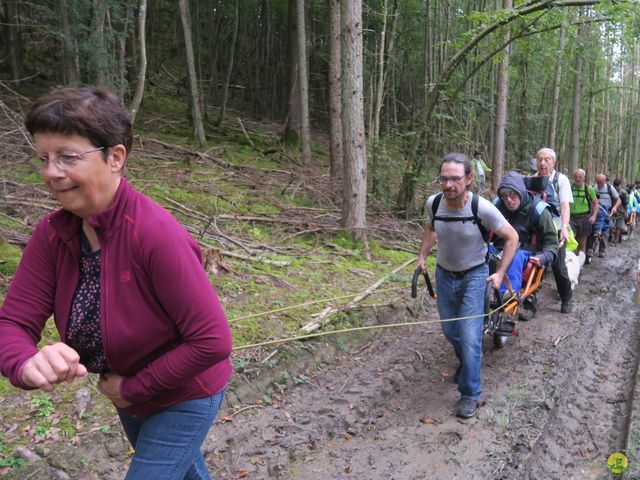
[0,87,232,479]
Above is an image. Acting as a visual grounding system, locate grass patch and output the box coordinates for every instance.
[0,238,22,275]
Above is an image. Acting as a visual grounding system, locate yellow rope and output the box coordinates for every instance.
[228,285,407,323]
[233,302,511,351]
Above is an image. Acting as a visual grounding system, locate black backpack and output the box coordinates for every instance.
[430,192,489,244]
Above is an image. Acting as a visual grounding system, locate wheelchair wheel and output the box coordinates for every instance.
[483,282,503,335]
[484,282,512,349]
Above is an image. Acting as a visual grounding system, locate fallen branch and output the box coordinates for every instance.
[301,257,415,333]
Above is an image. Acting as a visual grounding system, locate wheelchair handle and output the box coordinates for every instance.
[411,267,436,299]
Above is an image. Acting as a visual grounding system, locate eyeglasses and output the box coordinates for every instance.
[37,147,104,171]
[436,175,467,185]
[499,191,520,201]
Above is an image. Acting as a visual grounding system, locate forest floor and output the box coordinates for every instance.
[3,236,639,479]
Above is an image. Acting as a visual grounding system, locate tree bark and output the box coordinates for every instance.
[328,0,342,180]
[283,1,301,144]
[296,0,311,164]
[370,0,389,143]
[4,0,22,81]
[216,0,240,127]
[569,20,587,175]
[341,0,367,241]
[179,0,207,145]
[130,0,148,126]
[492,0,512,191]
[549,20,567,150]
[92,0,108,86]
[60,0,78,86]
[118,2,134,100]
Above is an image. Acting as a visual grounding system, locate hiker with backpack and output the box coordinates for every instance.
[611,179,628,243]
[492,171,559,321]
[416,152,518,419]
[570,168,599,261]
[534,148,574,314]
[588,173,621,257]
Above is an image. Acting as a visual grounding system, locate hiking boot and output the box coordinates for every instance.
[585,255,592,265]
[561,301,572,314]
[519,308,535,321]
[598,250,606,258]
[456,398,477,419]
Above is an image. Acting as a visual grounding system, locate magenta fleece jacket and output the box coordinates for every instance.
[0,178,232,417]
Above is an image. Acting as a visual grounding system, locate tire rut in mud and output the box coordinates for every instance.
[508,245,640,479]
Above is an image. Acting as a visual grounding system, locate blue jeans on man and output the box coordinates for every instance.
[118,391,225,479]
[436,263,488,401]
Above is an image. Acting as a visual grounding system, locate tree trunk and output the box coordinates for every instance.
[491,0,512,191]
[60,0,78,86]
[4,0,22,81]
[341,0,367,241]
[549,21,567,150]
[569,21,587,175]
[296,0,311,164]
[130,0,148,126]
[178,0,207,145]
[370,0,389,143]
[328,0,342,180]
[118,2,134,100]
[92,0,108,86]
[216,0,240,127]
[283,1,301,144]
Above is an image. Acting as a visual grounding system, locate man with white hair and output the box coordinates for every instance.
[535,148,574,314]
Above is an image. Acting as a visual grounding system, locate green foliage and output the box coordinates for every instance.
[32,393,54,417]
[0,238,22,276]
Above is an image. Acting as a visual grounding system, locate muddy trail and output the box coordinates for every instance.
[3,238,640,480]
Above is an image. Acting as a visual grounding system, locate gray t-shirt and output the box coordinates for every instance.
[425,192,507,272]
[593,183,619,210]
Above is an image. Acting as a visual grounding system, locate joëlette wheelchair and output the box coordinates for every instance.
[411,175,549,349]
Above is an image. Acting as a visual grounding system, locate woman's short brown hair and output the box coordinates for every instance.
[25,87,132,155]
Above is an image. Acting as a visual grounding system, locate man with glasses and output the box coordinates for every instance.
[417,153,518,419]
[534,148,574,314]
[492,171,559,320]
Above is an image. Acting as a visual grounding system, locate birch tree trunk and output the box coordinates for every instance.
[216,0,239,127]
[130,0,148,126]
[341,0,367,241]
[328,0,342,180]
[179,0,207,145]
[296,0,311,164]
[491,0,512,190]
[549,21,567,150]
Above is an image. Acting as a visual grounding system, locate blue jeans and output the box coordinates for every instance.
[436,263,487,401]
[118,391,224,480]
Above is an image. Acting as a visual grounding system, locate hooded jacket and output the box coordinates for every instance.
[494,171,558,266]
[0,178,232,417]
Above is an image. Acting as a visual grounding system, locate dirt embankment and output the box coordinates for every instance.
[3,238,640,479]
